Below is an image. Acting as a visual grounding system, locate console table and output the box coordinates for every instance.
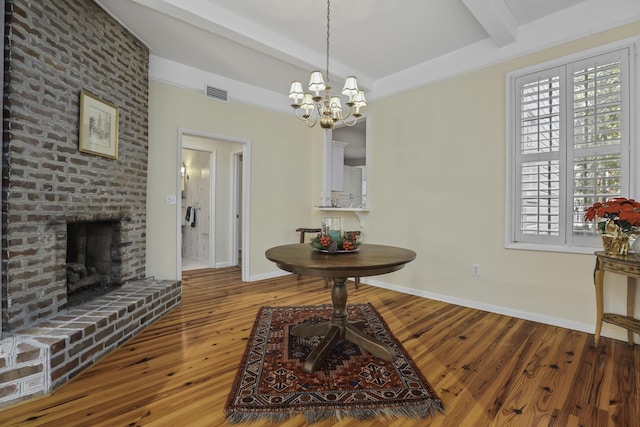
[593,251,640,346]
[265,243,416,373]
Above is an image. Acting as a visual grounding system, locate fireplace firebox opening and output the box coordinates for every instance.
[66,220,123,306]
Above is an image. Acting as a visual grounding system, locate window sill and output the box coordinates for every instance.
[505,242,599,255]
[314,207,369,212]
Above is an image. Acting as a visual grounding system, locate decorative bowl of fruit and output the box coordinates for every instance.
[310,232,361,254]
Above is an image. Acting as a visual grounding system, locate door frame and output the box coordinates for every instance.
[231,152,243,267]
[177,128,251,281]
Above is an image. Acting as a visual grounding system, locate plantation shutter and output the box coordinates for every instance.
[512,47,629,247]
[568,50,628,245]
[515,68,564,244]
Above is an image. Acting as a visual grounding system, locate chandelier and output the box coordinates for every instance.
[287,0,366,129]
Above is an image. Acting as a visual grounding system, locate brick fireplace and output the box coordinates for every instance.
[1,0,152,332]
[0,0,181,407]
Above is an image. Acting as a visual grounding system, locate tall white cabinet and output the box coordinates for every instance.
[330,140,366,207]
[331,141,347,191]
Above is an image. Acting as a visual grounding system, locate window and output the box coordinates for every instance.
[507,44,633,251]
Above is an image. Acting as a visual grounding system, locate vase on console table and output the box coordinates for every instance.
[601,222,631,256]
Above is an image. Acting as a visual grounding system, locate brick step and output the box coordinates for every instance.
[0,279,181,408]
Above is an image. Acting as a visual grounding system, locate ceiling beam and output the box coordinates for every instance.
[462,0,517,47]
[129,0,374,90]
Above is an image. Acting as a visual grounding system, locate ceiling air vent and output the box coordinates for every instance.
[204,85,229,102]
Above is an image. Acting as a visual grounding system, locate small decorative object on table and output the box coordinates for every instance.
[584,197,640,256]
[310,217,360,253]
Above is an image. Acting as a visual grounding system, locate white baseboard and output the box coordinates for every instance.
[362,277,633,343]
[250,270,634,343]
[249,270,290,282]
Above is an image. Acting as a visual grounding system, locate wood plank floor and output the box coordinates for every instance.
[0,267,638,426]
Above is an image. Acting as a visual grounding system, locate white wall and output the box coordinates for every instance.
[147,81,315,280]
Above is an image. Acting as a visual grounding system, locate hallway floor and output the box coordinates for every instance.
[181,256,208,271]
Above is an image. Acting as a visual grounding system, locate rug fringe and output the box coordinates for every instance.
[225,410,293,424]
[320,401,445,423]
[226,401,444,425]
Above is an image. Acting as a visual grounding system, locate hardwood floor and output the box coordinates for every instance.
[0,267,638,426]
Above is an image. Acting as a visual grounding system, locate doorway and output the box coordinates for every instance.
[181,148,214,270]
[178,129,251,281]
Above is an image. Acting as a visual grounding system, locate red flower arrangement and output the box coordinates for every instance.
[584,197,640,233]
[310,232,360,253]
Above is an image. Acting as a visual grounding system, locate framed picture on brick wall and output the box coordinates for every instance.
[79,90,119,159]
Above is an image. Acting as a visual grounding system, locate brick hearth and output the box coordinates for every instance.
[0,279,180,406]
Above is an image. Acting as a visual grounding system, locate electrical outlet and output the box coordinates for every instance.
[166,195,177,205]
[471,264,480,277]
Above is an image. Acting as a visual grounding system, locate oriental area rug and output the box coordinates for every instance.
[225,303,444,424]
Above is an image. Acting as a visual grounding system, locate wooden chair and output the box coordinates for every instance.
[296,228,321,280]
[296,227,321,244]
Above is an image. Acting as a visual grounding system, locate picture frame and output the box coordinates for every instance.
[79,90,119,159]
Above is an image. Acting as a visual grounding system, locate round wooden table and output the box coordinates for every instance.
[265,243,416,373]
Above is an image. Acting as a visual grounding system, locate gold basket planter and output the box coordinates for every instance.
[601,234,630,256]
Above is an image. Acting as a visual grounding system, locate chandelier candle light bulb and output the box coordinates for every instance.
[342,76,359,103]
[288,81,304,108]
[308,71,326,100]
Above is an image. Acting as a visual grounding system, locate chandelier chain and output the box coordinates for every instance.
[326,0,330,86]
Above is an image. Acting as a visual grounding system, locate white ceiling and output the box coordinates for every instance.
[95,0,640,103]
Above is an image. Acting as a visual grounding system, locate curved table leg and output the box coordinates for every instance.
[295,277,396,373]
[303,326,341,373]
[344,324,395,361]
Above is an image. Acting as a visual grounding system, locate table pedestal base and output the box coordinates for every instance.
[291,277,395,373]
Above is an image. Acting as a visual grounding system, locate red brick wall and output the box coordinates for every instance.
[2,0,149,330]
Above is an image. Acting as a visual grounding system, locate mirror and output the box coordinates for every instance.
[322,118,367,208]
